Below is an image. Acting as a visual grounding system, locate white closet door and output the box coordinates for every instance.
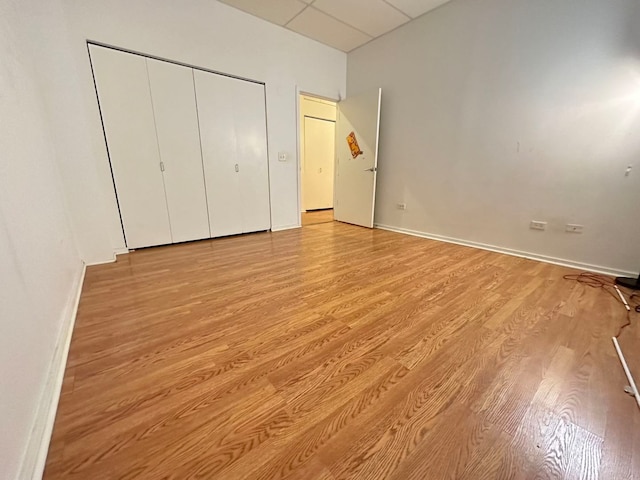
[234,81,271,233]
[89,45,171,248]
[303,117,335,211]
[193,71,243,237]
[194,70,270,237]
[146,59,210,243]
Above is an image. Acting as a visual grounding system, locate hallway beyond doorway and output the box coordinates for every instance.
[302,209,333,226]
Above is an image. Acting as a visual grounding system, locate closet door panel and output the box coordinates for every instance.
[147,59,210,243]
[89,45,171,248]
[233,81,271,233]
[193,70,242,237]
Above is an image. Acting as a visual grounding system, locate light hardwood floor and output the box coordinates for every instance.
[44,221,640,479]
[301,209,334,226]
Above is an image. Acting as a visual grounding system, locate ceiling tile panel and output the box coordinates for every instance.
[218,0,307,25]
[383,0,452,19]
[218,0,454,52]
[313,0,410,38]
[287,7,372,52]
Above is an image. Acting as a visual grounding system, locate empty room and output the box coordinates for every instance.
[3,0,640,479]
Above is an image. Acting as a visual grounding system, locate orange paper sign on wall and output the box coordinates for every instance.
[347,131,363,159]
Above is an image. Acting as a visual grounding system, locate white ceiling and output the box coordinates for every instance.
[218,0,453,52]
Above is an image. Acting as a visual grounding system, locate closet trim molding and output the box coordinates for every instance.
[86,41,265,86]
[87,42,129,248]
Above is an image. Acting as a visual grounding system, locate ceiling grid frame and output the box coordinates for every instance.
[217,0,454,52]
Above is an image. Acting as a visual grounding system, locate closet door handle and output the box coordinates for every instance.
[235,164,239,173]
[159,161,165,172]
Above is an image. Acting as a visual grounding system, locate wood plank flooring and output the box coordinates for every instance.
[43,221,640,479]
[301,209,333,226]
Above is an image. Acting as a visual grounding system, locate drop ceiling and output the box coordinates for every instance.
[218,0,453,52]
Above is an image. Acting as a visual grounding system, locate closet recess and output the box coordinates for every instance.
[89,44,271,249]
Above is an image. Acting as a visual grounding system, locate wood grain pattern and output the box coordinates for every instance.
[301,209,334,226]
[44,221,640,479]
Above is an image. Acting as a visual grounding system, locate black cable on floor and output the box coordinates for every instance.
[563,272,638,338]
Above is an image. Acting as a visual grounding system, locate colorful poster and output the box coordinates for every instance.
[347,131,363,159]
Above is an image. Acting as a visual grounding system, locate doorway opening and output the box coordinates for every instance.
[299,94,337,226]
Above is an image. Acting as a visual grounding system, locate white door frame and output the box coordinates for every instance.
[295,88,340,227]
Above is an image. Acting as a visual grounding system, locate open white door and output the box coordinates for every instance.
[334,88,381,228]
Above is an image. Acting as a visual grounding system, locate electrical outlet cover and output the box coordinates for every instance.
[530,221,547,231]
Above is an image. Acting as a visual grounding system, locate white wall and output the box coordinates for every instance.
[49,0,346,260]
[23,0,119,266]
[0,1,83,478]
[348,0,640,274]
[0,1,344,475]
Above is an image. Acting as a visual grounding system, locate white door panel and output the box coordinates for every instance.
[334,88,382,228]
[234,81,271,233]
[89,45,172,248]
[194,71,243,237]
[194,71,270,237]
[146,59,211,243]
[303,117,335,210]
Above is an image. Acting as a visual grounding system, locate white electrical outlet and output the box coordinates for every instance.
[397,203,407,210]
[566,224,584,233]
[530,220,547,231]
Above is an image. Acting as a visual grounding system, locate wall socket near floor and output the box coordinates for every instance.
[397,202,407,210]
[530,220,547,231]
[566,224,584,233]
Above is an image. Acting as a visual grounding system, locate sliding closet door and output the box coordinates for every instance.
[234,81,271,233]
[89,45,171,248]
[193,71,243,237]
[146,59,210,243]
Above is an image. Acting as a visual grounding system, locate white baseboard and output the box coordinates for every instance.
[375,223,637,278]
[85,258,115,266]
[84,247,129,267]
[19,262,86,480]
[271,224,302,232]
